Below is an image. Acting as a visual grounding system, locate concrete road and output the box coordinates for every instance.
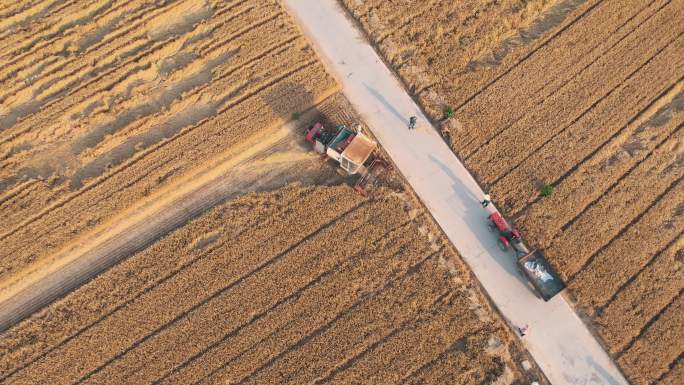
[283,1,628,384]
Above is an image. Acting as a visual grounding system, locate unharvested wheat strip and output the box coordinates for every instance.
[617,294,684,385]
[4,192,365,384]
[570,178,684,309]
[453,0,669,156]
[594,236,683,354]
[159,219,429,385]
[492,49,684,215]
[324,296,487,384]
[465,11,684,184]
[520,102,684,247]
[82,199,408,384]
[544,127,684,279]
[0,186,315,377]
[207,256,451,385]
[0,39,333,274]
[658,358,684,385]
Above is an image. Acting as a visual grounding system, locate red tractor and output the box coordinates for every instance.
[487,212,523,252]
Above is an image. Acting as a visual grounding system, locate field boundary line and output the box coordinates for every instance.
[615,290,683,359]
[153,216,419,385]
[515,80,684,219]
[466,0,673,165]
[593,230,683,320]
[70,200,370,385]
[481,29,684,184]
[566,176,684,284]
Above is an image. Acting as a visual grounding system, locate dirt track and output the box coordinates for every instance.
[0,0,338,292]
[0,118,344,332]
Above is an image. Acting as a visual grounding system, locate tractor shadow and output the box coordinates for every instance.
[428,155,529,286]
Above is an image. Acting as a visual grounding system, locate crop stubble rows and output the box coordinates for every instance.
[0,185,520,384]
[0,0,338,284]
[338,0,684,383]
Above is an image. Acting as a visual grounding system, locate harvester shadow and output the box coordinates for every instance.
[427,155,528,285]
[260,81,356,188]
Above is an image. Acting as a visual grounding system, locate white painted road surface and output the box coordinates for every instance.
[283,1,629,384]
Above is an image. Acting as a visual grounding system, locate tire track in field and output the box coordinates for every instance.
[656,356,683,385]
[73,200,381,385]
[0,187,317,379]
[152,217,421,385]
[562,174,683,283]
[617,293,684,384]
[569,179,684,309]
[557,121,683,238]
[4,197,367,384]
[229,256,451,385]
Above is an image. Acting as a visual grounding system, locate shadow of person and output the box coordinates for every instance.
[427,154,528,285]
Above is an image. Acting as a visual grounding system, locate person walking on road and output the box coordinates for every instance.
[518,324,529,337]
[481,193,491,207]
[408,116,417,130]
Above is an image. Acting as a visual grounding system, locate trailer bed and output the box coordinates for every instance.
[517,250,565,301]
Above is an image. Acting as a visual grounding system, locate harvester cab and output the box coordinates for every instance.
[305,123,377,175]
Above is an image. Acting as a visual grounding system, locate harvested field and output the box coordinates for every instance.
[338,0,684,383]
[0,184,530,385]
[0,0,338,294]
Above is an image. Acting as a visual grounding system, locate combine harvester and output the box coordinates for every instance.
[305,122,387,195]
[488,212,565,301]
